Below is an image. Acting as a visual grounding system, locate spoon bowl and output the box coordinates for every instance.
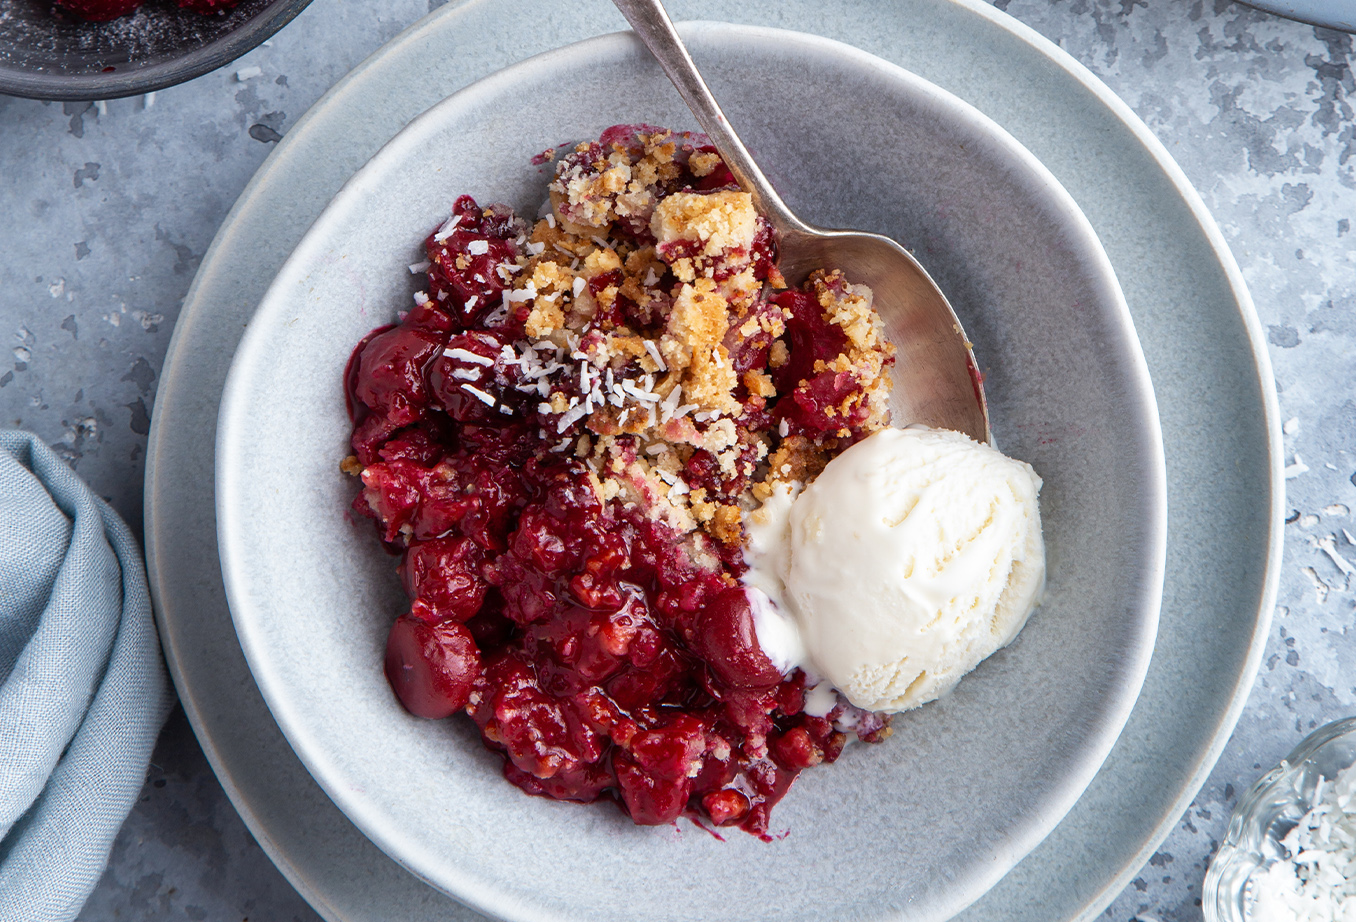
[613,0,990,443]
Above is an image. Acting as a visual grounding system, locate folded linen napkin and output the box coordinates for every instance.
[0,431,173,922]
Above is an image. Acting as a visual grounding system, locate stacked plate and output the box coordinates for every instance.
[144,1,1282,920]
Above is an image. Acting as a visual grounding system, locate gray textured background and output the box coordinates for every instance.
[0,0,1352,919]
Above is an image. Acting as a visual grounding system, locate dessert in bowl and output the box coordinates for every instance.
[344,122,1047,838]
[216,23,1166,922]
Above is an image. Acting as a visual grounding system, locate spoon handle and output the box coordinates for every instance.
[610,0,807,234]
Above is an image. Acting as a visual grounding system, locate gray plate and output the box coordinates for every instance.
[144,1,1283,921]
[215,25,1161,922]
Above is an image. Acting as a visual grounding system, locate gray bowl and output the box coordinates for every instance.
[0,0,310,101]
[216,23,1166,922]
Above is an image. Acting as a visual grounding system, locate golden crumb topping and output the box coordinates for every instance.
[651,190,758,258]
[487,128,896,546]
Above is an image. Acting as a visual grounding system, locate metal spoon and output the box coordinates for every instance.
[612,0,990,443]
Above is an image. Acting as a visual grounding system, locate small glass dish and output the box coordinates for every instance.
[1203,716,1356,922]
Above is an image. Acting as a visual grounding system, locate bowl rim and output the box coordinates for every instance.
[215,21,1166,922]
[0,0,312,101]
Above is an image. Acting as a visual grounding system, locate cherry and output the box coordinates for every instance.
[400,536,487,624]
[425,197,523,330]
[428,332,512,424]
[374,419,450,466]
[702,789,750,826]
[345,324,447,464]
[613,751,691,826]
[769,727,823,770]
[352,325,443,423]
[690,587,784,689]
[384,615,480,719]
[769,289,847,394]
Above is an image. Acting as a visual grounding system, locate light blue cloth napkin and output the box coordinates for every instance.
[0,431,173,922]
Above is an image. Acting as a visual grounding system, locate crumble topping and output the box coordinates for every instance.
[412,127,896,547]
[651,190,760,258]
[353,127,895,548]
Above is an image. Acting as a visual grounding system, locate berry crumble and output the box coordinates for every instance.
[344,124,897,838]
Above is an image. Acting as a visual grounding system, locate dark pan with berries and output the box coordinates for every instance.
[0,0,309,100]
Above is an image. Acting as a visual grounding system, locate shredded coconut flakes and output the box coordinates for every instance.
[1248,762,1356,921]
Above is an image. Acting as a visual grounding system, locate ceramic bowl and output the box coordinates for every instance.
[1203,717,1356,922]
[0,0,310,101]
[216,23,1166,922]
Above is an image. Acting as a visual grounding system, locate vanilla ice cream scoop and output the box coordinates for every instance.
[748,426,1044,713]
